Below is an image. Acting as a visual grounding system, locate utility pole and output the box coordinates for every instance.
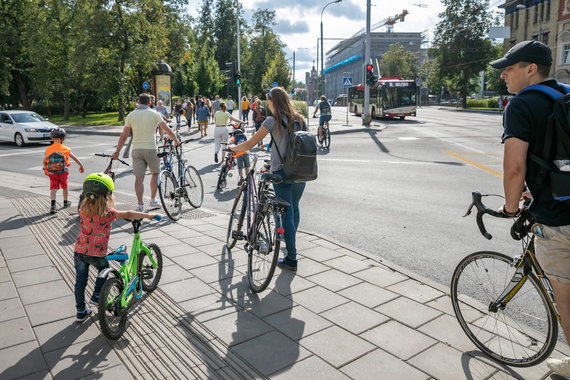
[362,0,371,126]
[236,0,242,103]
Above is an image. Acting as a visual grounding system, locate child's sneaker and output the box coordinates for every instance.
[63,200,72,208]
[276,257,298,271]
[75,308,93,324]
[50,204,57,214]
[136,205,145,212]
[149,199,161,208]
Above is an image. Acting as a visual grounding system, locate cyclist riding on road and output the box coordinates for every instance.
[312,95,332,141]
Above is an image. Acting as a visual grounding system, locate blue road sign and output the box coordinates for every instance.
[272,82,278,87]
[342,77,353,87]
[143,81,149,89]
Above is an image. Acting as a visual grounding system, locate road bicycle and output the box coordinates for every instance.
[450,191,561,367]
[77,153,129,212]
[98,216,162,340]
[217,144,236,190]
[157,138,204,221]
[313,115,331,149]
[155,119,186,145]
[226,152,289,292]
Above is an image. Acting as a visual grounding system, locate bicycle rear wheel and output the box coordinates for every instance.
[217,164,228,190]
[141,243,163,292]
[158,170,182,221]
[183,165,204,208]
[450,251,558,367]
[323,127,331,149]
[247,205,280,293]
[98,277,128,340]
[226,185,246,249]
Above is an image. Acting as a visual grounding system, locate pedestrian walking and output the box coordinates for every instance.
[43,128,85,214]
[226,95,234,115]
[491,40,570,377]
[230,87,307,271]
[213,102,246,163]
[196,100,210,137]
[156,100,170,121]
[174,98,184,126]
[241,96,250,122]
[112,93,180,211]
[252,99,267,146]
[73,172,158,323]
[184,99,193,130]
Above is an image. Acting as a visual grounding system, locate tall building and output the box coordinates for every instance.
[322,32,423,101]
[555,0,570,82]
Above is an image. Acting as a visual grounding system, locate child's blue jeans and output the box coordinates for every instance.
[74,252,109,312]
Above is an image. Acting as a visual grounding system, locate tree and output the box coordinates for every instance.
[380,43,419,79]
[261,54,291,92]
[431,0,495,107]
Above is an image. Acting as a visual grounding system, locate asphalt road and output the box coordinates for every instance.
[0,106,518,289]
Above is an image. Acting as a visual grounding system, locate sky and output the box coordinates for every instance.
[189,0,504,83]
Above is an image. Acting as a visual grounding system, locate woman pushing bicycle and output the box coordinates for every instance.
[229,86,307,272]
[213,102,246,163]
[73,173,158,324]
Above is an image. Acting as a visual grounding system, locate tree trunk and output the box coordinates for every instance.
[13,72,30,110]
[63,94,70,121]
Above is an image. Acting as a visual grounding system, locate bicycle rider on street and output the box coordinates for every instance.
[312,95,332,141]
[491,40,570,377]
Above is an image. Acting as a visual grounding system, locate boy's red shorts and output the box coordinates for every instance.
[49,172,69,190]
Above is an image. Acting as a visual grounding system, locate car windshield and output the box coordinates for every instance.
[11,112,46,123]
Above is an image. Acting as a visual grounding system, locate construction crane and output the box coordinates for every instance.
[351,9,409,37]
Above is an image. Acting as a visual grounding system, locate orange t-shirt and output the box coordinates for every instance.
[241,100,250,110]
[44,142,71,175]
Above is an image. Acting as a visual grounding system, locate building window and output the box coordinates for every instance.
[562,44,570,65]
[515,10,519,29]
[534,5,539,24]
[546,1,551,21]
[540,2,545,22]
[543,32,549,46]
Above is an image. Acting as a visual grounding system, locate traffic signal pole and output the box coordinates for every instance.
[236,0,242,103]
[362,0,371,126]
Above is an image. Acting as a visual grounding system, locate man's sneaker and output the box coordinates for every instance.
[88,296,99,306]
[136,205,145,212]
[547,357,570,377]
[214,153,219,163]
[75,308,93,324]
[63,200,72,208]
[149,199,161,208]
[50,204,57,214]
[276,257,297,271]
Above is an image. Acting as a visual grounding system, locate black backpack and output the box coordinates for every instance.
[320,101,331,113]
[273,119,318,182]
[519,83,570,204]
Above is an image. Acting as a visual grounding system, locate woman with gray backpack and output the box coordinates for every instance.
[229,86,317,271]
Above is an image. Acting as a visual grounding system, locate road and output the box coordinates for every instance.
[0,106,516,289]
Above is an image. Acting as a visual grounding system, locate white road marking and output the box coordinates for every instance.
[319,158,443,165]
[398,137,420,140]
[412,127,486,154]
[0,143,108,158]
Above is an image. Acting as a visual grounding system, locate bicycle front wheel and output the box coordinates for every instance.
[98,277,128,340]
[450,251,558,367]
[226,185,246,249]
[141,243,163,292]
[183,165,204,208]
[323,127,331,149]
[247,207,280,293]
[158,170,182,221]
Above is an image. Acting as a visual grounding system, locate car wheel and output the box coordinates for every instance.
[371,108,376,119]
[14,133,25,147]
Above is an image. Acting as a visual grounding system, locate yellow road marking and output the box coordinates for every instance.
[444,151,503,179]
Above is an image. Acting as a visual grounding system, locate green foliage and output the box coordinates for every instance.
[466,98,501,108]
[380,44,419,79]
[261,55,292,94]
[431,0,496,106]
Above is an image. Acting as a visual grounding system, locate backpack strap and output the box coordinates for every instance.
[271,118,306,167]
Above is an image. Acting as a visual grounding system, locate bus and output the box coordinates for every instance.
[349,78,417,119]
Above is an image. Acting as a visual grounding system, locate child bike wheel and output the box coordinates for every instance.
[141,243,163,292]
[98,277,128,340]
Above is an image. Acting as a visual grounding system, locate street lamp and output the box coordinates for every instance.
[320,0,342,98]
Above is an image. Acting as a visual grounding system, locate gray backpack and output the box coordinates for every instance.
[273,119,318,182]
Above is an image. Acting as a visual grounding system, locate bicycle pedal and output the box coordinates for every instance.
[227,173,233,178]
[140,269,154,279]
[232,231,245,240]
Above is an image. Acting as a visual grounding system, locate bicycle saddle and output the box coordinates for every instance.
[261,173,283,184]
[272,196,290,208]
[157,152,169,158]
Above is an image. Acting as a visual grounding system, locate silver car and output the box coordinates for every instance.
[0,110,58,147]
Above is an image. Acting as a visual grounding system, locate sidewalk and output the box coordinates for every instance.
[0,177,567,378]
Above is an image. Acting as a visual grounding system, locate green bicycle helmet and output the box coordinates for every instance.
[82,172,114,198]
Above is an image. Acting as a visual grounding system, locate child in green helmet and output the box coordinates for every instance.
[73,172,159,324]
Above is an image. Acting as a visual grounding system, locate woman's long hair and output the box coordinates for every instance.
[79,194,115,218]
[266,87,305,136]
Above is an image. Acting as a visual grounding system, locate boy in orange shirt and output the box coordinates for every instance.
[43,128,84,214]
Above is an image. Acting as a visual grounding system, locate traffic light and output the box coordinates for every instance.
[225,61,235,85]
[235,72,241,85]
[366,64,377,86]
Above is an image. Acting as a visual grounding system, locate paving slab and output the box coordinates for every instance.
[171,251,219,270]
[353,266,408,287]
[0,266,9,282]
[360,320,436,360]
[301,245,344,262]
[321,301,389,334]
[159,242,200,258]
[19,279,70,305]
[0,341,49,379]
[291,285,350,314]
[33,317,102,353]
[0,280,18,301]
[291,258,330,277]
[340,349,428,380]
[1,240,44,260]
[159,277,214,303]
[264,305,331,341]
[6,254,54,273]
[322,255,372,274]
[271,355,350,380]
[299,325,375,367]
[306,269,362,292]
[232,331,311,376]
[375,296,442,328]
[11,266,63,287]
[202,309,273,347]
[236,289,294,319]
[25,295,76,327]
[0,317,36,350]
[339,281,399,308]
[386,279,444,303]
[178,293,241,323]
[271,271,316,296]
[0,297,26,323]
[159,263,195,284]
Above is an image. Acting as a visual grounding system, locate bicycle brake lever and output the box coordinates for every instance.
[463,202,475,217]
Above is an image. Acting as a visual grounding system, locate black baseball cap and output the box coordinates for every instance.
[490,40,552,69]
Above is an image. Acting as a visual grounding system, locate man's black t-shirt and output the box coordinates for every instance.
[503,79,570,226]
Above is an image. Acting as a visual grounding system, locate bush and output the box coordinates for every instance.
[466,98,501,109]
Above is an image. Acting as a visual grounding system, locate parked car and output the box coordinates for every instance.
[0,110,59,147]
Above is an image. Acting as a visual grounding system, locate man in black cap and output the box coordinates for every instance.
[491,40,570,376]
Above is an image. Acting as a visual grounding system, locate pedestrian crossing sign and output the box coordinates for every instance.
[342,77,353,87]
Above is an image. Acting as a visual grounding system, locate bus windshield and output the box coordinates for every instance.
[381,83,416,110]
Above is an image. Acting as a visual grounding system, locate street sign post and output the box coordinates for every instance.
[342,73,353,125]
[143,81,149,90]
[342,77,353,87]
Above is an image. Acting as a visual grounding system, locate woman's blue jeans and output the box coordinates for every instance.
[74,252,109,312]
[272,170,306,261]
